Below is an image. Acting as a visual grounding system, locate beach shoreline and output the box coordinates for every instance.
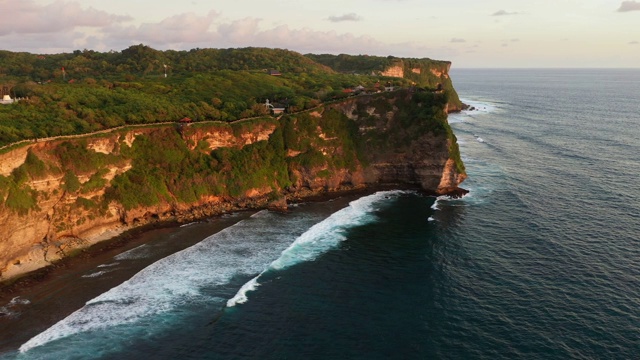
[0,185,418,354]
[0,183,423,298]
[1,181,446,295]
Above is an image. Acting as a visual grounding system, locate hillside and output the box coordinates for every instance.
[0,46,466,283]
[0,46,462,147]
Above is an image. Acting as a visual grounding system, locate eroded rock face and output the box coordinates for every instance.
[322,93,465,195]
[381,65,404,78]
[0,91,465,282]
[181,121,277,152]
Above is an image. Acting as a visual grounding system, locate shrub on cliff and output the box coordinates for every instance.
[104,125,291,209]
[62,171,81,193]
[4,184,38,215]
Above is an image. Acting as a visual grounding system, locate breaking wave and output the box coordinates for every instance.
[227,190,407,307]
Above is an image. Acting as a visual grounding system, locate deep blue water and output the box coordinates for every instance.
[3,69,640,359]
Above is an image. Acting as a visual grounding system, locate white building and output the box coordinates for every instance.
[0,95,15,105]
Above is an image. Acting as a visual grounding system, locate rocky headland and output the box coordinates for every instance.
[0,61,466,283]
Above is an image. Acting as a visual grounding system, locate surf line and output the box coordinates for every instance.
[225,190,407,308]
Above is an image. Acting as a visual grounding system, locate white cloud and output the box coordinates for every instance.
[450,38,466,43]
[0,0,131,36]
[109,11,219,44]
[93,15,430,57]
[218,17,261,43]
[328,13,363,22]
[617,1,640,12]
[492,10,519,16]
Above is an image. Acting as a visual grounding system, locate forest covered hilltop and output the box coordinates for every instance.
[0,46,466,282]
[0,45,462,146]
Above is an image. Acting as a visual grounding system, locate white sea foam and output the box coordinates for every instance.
[460,97,499,114]
[113,244,152,260]
[428,216,435,222]
[81,270,113,278]
[227,190,406,307]
[227,276,261,306]
[431,196,448,210]
[0,297,31,318]
[9,296,30,306]
[97,262,119,268]
[21,193,405,353]
[19,209,328,353]
[449,97,499,125]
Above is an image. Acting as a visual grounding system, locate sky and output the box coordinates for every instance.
[0,0,638,68]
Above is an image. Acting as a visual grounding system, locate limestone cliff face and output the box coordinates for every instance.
[0,90,465,282]
[378,59,463,112]
[381,65,404,78]
[322,91,465,193]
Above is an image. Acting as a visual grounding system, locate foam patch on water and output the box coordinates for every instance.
[97,262,119,268]
[449,97,499,125]
[0,297,31,318]
[113,244,152,260]
[227,190,406,307]
[431,196,450,210]
[227,276,261,306]
[19,208,335,354]
[81,270,111,278]
[460,97,499,114]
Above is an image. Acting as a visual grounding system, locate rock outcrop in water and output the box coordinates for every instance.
[0,87,465,282]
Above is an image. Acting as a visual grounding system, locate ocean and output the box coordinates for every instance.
[1,69,639,359]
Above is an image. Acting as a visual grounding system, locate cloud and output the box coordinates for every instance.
[90,15,388,55]
[100,11,220,49]
[492,10,519,16]
[327,13,362,22]
[630,41,639,45]
[0,0,131,36]
[617,1,640,12]
[450,38,466,43]
[243,25,384,54]
[0,8,458,60]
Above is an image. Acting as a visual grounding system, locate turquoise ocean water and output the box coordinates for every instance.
[2,69,639,359]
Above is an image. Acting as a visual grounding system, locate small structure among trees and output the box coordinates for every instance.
[384,81,395,92]
[0,95,15,105]
[1,86,16,104]
[264,99,286,115]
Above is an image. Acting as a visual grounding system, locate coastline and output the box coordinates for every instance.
[0,183,423,294]
[0,184,414,354]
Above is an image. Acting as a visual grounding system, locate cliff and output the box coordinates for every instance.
[0,90,465,282]
[380,59,463,112]
[305,54,464,112]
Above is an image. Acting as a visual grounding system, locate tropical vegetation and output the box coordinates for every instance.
[0,45,460,147]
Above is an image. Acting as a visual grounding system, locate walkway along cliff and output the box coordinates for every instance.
[0,89,466,282]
